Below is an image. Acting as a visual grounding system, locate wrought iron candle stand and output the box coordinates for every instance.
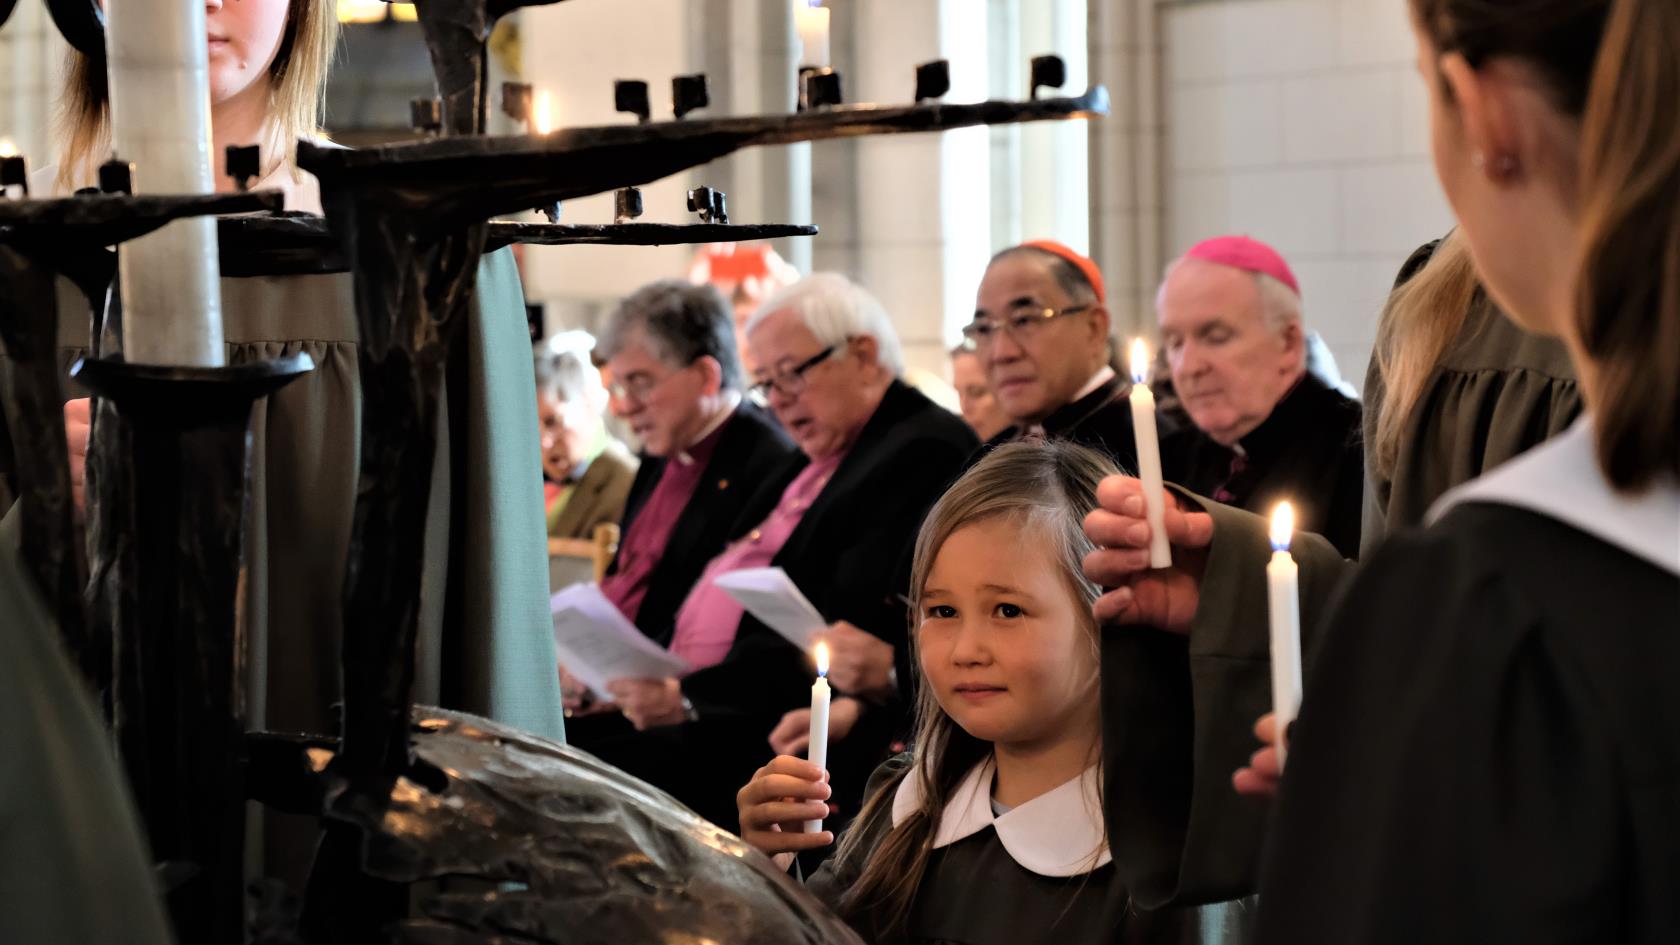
[0,180,304,945]
[6,0,1109,940]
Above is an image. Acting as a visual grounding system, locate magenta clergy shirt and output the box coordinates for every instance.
[668,452,845,670]
[601,421,728,623]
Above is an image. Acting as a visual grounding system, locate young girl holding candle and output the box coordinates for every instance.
[736,441,1239,945]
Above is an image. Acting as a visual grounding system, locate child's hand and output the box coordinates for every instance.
[737,756,834,862]
[1081,475,1213,633]
[1232,713,1286,797]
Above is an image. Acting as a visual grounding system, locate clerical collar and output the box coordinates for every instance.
[675,391,742,466]
[891,755,1109,877]
[1429,416,1680,576]
[1029,366,1121,438]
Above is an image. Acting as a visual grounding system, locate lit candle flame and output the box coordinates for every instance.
[533,91,554,135]
[0,138,17,159]
[1270,502,1295,552]
[814,640,830,677]
[1129,338,1150,385]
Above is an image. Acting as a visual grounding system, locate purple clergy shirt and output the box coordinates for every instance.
[601,421,729,623]
[668,452,845,671]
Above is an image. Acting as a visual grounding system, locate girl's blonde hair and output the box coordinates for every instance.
[56,0,339,193]
[1370,230,1484,480]
[834,439,1116,940]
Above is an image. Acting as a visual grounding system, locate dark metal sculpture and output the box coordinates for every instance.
[253,706,866,945]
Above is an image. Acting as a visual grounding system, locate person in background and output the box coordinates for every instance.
[593,280,794,648]
[1156,235,1364,557]
[688,243,801,377]
[967,241,1139,471]
[949,344,1011,442]
[532,335,637,540]
[577,273,977,832]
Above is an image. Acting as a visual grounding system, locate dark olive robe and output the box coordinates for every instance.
[0,514,173,945]
[1102,241,1586,911]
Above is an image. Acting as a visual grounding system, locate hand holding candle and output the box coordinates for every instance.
[804,640,831,833]
[1266,502,1303,767]
[1128,339,1173,569]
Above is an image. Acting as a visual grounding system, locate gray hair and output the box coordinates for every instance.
[1157,256,1305,336]
[745,272,906,377]
[597,279,744,392]
[534,336,606,405]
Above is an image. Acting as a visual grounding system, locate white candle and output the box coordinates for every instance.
[105,0,226,367]
[795,1,831,68]
[533,90,555,135]
[1129,338,1172,569]
[804,640,831,833]
[1267,502,1303,767]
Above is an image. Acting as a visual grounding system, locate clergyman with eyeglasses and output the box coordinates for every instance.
[964,241,1143,474]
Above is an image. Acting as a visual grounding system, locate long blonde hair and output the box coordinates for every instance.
[834,440,1115,940]
[55,0,339,193]
[1409,0,1679,490]
[1370,231,1483,480]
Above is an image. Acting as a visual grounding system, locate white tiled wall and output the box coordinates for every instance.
[1162,0,1453,385]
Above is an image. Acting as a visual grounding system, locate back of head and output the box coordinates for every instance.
[1411,0,1678,489]
[835,439,1117,939]
[598,279,743,392]
[745,272,906,377]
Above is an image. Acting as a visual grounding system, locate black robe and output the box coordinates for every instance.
[807,754,1245,945]
[1163,374,1363,557]
[606,400,795,646]
[986,373,1143,475]
[577,382,977,830]
[1257,494,1680,944]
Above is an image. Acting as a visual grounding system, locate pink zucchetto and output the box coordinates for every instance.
[1183,235,1301,297]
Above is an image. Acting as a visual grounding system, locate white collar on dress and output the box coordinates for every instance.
[890,754,1110,877]
[1428,416,1680,576]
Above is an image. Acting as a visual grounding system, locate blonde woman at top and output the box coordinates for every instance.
[12,0,565,878]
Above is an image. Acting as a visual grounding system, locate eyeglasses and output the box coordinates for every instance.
[605,365,685,404]
[959,304,1093,352]
[748,345,838,406]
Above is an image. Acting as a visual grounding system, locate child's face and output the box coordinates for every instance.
[917,517,1099,751]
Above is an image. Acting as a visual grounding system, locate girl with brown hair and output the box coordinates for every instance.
[735,441,1240,945]
[1249,0,1680,939]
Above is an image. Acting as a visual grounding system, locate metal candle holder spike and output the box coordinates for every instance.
[687,186,728,225]
[615,80,652,124]
[612,186,643,224]
[1031,54,1068,99]
[799,67,844,110]
[225,145,261,193]
[915,60,952,102]
[501,81,535,126]
[671,74,709,119]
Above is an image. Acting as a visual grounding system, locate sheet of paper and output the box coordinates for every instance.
[712,567,828,650]
[549,582,690,698]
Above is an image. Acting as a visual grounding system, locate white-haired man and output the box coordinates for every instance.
[1157,235,1363,556]
[575,273,978,833]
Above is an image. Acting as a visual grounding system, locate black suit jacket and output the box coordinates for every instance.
[607,401,795,646]
[984,374,1145,476]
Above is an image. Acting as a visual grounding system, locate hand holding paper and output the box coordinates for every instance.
[550,582,690,699]
[712,567,828,649]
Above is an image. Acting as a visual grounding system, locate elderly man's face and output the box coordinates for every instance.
[747,310,880,461]
[972,255,1108,427]
[602,330,711,458]
[537,391,598,482]
[1157,259,1302,446]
